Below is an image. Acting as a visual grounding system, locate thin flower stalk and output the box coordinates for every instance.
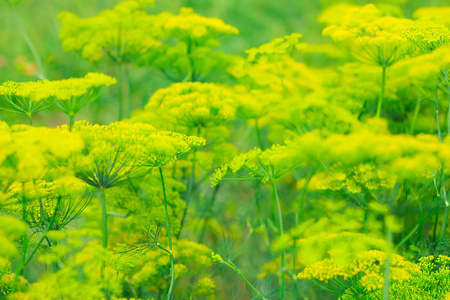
[272,180,285,300]
[159,167,175,300]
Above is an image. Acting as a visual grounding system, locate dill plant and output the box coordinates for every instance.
[68,120,204,298]
[58,1,238,119]
[129,81,244,243]
[0,123,87,293]
[58,0,160,119]
[212,144,304,299]
[322,4,416,118]
[3,1,450,299]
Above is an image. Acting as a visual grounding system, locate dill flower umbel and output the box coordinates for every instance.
[290,131,443,180]
[246,33,303,63]
[71,121,204,189]
[323,4,415,118]
[400,21,450,54]
[58,0,164,63]
[297,248,418,297]
[135,7,239,82]
[413,6,450,27]
[0,73,116,126]
[211,144,300,185]
[138,82,240,129]
[163,7,239,46]
[322,4,412,67]
[0,122,85,183]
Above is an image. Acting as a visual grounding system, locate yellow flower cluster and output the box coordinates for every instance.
[58,0,165,63]
[17,240,121,299]
[192,277,216,300]
[308,164,396,194]
[290,130,445,181]
[318,3,360,26]
[0,215,27,257]
[130,239,214,288]
[139,82,240,128]
[0,122,85,183]
[212,144,298,185]
[413,6,450,27]
[229,55,323,96]
[268,97,361,140]
[246,33,303,63]
[59,3,238,65]
[4,178,91,231]
[323,4,413,67]
[71,121,205,189]
[298,250,418,293]
[0,272,27,296]
[0,73,116,122]
[163,7,239,47]
[393,45,450,82]
[400,22,450,53]
[384,255,450,299]
[0,73,116,102]
[232,87,281,120]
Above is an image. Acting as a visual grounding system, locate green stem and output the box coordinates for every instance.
[433,71,450,239]
[441,207,450,240]
[20,227,52,271]
[382,229,393,300]
[27,113,32,126]
[11,7,46,80]
[255,118,264,150]
[69,113,75,131]
[223,260,267,300]
[434,74,443,142]
[445,69,450,136]
[410,98,422,135]
[100,189,108,280]
[185,39,196,82]
[159,167,175,300]
[20,206,59,271]
[394,224,419,251]
[178,126,200,238]
[117,63,124,120]
[439,167,449,240]
[121,63,130,118]
[376,65,386,118]
[272,181,285,300]
[12,198,60,293]
[433,195,440,242]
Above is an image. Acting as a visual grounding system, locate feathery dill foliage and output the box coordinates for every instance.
[3,0,450,299]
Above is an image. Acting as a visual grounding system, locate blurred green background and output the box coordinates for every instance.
[1,0,450,125]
